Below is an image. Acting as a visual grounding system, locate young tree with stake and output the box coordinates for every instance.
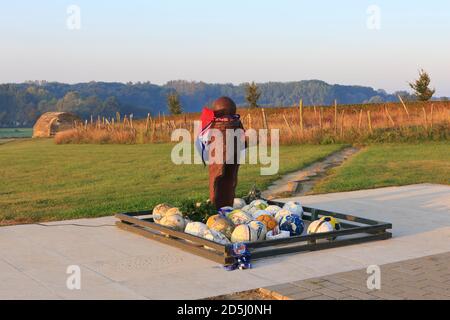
[245,82,261,109]
[409,69,435,101]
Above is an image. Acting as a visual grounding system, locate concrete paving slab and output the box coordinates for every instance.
[0,184,449,299]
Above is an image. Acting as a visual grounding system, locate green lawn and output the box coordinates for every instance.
[313,142,450,194]
[0,139,344,225]
[0,128,33,139]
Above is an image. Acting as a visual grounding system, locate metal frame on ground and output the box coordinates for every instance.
[115,200,392,265]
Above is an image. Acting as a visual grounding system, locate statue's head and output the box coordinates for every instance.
[212,97,237,117]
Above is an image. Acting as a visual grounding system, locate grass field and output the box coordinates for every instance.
[313,142,450,194]
[0,139,344,225]
[0,128,32,139]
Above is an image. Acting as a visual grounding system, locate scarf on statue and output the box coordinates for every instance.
[195,107,242,166]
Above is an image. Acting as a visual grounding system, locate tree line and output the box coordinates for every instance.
[0,70,438,127]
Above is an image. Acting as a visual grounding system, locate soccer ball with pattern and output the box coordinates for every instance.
[279,214,305,236]
[283,201,304,218]
[256,214,278,231]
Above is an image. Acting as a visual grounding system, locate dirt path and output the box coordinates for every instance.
[262,146,360,199]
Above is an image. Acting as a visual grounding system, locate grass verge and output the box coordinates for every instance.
[0,139,343,225]
[312,142,450,194]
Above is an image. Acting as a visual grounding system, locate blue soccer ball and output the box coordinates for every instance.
[279,214,305,236]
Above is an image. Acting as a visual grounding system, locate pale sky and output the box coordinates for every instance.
[1,0,449,95]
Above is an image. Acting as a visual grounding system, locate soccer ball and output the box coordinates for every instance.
[248,221,267,242]
[245,206,260,216]
[233,198,247,209]
[231,224,254,243]
[266,227,291,240]
[206,215,234,239]
[283,201,304,218]
[256,214,278,231]
[203,229,231,245]
[251,210,269,220]
[250,199,269,210]
[307,220,334,235]
[152,203,173,223]
[265,205,282,216]
[184,222,208,237]
[320,216,341,231]
[158,213,185,231]
[275,209,296,223]
[228,210,253,226]
[279,214,305,236]
[219,207,234,217]
[241,205,252,213]
[164,208,183,217]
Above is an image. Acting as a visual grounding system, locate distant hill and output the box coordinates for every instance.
[0,80,416,127]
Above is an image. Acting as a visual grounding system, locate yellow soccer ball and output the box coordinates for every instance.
[158,213,185,232]
[152,203,173,223]
[231,224,253,243]
[320,216,341,231]
[307,220,334,235]
[228,210,252,226]
[206,215,234,239]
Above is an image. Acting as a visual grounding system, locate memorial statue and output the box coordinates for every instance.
[196,97,245,209]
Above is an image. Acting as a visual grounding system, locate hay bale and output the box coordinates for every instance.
[33,112,81,138]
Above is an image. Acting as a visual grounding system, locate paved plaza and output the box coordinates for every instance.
[1,184,449,299]
[261,252,450,300]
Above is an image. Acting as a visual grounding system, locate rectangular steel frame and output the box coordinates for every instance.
[115,200,392,265]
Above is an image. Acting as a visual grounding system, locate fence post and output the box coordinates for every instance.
[430,104,434,129]
[367,111,373,134]
[358,109,363,133]
[283,113,294,136]
[319,107,323,131]
[422,107,428,130]
[398,95,410,118]
[261,108,268,129]
[299,99,304,135]
[334,100,338,135]
[384,106,395,127]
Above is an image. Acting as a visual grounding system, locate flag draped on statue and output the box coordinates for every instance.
[194,97,246,209]
[195,107,215,165]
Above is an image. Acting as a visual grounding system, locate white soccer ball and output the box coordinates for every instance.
[307,220,334,235]
[250,199,269,210]
[184,222,208,237]
[158,213,185,232]
[152,203,173,223]
[241,205,252,213]
[164,208,183,217]
[266,229,291,240]
[265,205,282,216]
[251,210,269,220]
[228,210,253,226]
[275,209,295,223]
[248,221,267,242]
[202,229,231,245]
[283,201,304,218]
[219,207,234,217]
[233,198,247,209]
